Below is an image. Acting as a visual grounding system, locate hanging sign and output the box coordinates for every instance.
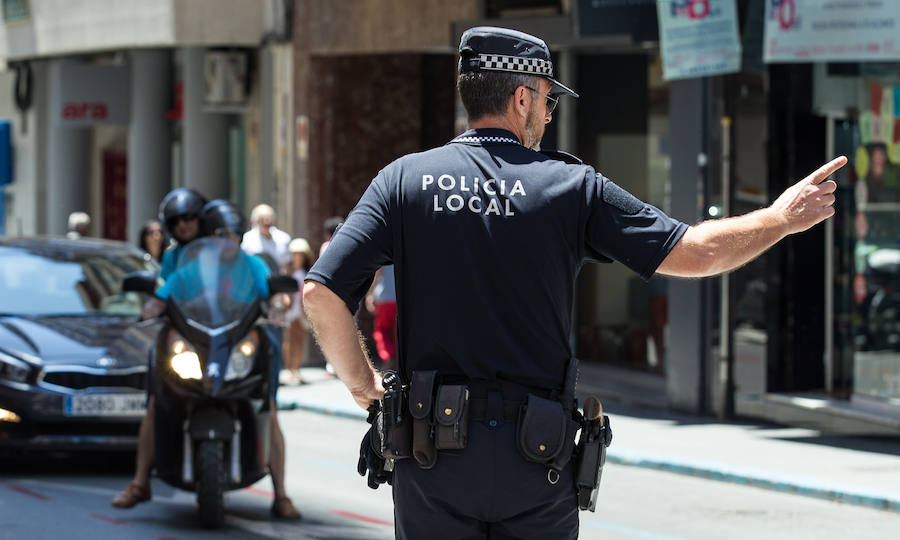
[657,0,742,81]
[764,0,900,63]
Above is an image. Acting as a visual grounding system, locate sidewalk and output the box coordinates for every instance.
[277,367,900,513]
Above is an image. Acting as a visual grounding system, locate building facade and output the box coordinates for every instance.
[0,0,293,242]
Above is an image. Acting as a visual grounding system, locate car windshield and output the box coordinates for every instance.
[0,245,156,317]
[166,237,260,328]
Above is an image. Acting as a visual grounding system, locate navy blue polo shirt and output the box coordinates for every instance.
[307,128,687,391]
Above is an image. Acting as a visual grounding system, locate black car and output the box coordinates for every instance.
[0,236,160,450]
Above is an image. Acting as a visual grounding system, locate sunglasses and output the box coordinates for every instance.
[524,86,559,115]
[167,214,197,228]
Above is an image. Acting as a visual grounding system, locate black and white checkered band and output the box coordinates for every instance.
[452,135,521,145]
[478,54,553,77]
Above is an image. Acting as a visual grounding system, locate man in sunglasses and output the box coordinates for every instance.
[303,26,844,539]
[112,187,207,509]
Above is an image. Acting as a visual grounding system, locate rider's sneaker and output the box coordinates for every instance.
[110,482,151,508]
[271,496,302,519]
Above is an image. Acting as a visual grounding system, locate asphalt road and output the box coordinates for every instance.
[1,410,898,539]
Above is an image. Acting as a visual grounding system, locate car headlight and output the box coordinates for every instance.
[171,351,202,380]
[225,338,256,381]
[0,351,31,383]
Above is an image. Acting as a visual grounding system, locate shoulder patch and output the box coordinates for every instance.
[539,149,583,165]
[601,178,645,215]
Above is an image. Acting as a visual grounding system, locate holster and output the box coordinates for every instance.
[409,370,438,468]
[433,384,469,450]
[379,373,412,460]
[574,414,613,512]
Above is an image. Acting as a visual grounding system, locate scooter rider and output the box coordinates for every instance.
[112,187,207,509]
[155,199,302,520]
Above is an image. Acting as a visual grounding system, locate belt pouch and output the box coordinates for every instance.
[516,394,567,465]
[433,385,469,450]
[409,370,438,468]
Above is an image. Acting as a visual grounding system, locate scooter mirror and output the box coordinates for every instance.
[122,271,158,294]
[268,274,299,294]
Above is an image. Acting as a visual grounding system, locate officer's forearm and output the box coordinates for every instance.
[302,281,379,399]
[657,207,788,278]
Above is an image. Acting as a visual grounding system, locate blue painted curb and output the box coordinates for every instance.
[278,397,900,514]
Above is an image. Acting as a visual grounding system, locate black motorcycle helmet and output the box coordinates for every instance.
[158,188,207,235]
[200,200,248,239]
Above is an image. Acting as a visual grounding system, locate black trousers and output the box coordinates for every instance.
[392,417,579,539]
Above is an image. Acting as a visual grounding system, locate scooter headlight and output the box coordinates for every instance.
[167,330,201,380]
[171,351,202,380]
[226,338,256,381]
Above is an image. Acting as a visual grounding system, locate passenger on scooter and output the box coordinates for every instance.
[112,187,207,510]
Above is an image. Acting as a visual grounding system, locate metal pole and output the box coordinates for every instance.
[719,114,733,418]
[824,114,835,393]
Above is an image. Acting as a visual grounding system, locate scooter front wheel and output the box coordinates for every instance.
[196,440,227,528]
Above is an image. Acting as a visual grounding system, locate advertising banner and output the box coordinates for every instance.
[657,0,742,81]
[764,0,900,62]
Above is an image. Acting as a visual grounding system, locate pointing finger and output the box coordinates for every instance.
[807,156,848,185]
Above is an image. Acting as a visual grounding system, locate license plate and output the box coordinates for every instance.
[64,394,146,418]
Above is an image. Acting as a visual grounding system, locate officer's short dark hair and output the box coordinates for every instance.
[457,71,540,121]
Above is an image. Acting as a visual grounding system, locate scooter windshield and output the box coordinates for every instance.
[165,237,260,329]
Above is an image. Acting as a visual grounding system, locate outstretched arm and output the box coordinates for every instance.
[303,280,384,409]
[657,156,847,278]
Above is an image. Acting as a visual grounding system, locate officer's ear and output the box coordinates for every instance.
[511,86,533,121]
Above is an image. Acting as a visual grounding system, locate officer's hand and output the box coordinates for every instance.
[350,371,385,410]
[770,156,846,234]
[357,405,392,489]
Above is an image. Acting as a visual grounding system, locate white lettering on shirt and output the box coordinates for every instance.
[425,174,526,217]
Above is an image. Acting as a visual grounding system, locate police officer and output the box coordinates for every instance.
[302,26,845,539]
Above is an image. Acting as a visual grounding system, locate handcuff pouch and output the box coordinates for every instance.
[433,384,469,450]
[516,394,567,465]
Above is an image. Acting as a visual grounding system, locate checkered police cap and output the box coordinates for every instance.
[458,26,578,98]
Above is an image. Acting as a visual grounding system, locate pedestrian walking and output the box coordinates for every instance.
[366,265,397,370]
[241,204,292,273]
[138,219,166,263]
[283,238,314,384]
[302,26,845,539]
[66,211,91,239]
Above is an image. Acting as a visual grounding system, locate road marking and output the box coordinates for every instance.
[89,513,131,527]
[584,520,686,540]
[8,485,50,500]
[245,486,274,498]
[333,510,393,527]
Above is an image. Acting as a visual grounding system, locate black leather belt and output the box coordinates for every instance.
[469,398,521,422]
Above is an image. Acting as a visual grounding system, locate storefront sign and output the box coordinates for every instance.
[51,61,130,127]
[657,0,742,80]
[764,0,900,62]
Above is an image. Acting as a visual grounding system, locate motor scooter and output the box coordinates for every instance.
[124,237,297,527]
